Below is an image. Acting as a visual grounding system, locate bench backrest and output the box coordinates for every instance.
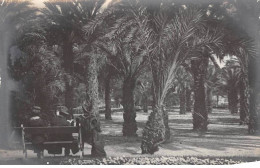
[14,126,79,135]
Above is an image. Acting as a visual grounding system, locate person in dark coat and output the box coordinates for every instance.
[48,108,79,156]
[27,106,48,158]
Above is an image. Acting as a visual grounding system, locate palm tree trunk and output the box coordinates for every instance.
[206,87,213,114]
[122,77,137,136]
[142,93,148,113]
[105,74,112,120]
[114,97,121,108]
[228,88,238,114]
[216,94,219,108]
[191,57,208,131]
[141,106,165,154]
[248,56,259,133]
[63,40,74,112]
[85,54,99,119]
[186,87,192,112]
[162,106,170,142]
[239,80,247,124]
[248,88,257,133]
[179,88,186,114]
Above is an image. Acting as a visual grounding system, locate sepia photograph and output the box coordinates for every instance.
[0,0,260,165]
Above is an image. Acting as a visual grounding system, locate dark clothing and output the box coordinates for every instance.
[77,115,106,157]
[47,115,79,155]
[51,115,71,126]
[28,115,48,153]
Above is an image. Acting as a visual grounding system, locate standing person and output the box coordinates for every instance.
[77,102,106,157]
[27,106,49,158]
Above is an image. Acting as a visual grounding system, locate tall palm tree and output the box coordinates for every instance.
[95,5,150,136]
[135,4,226,153]
[227,0,260,133]
[98,63,118,120]
[220,60,241,114]
[42,0,105,112]
[190,7,255,131]
[191,54,210,130]
[219,58,248,123]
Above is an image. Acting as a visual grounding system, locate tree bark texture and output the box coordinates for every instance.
[216,94,219,108]
[122,77,137,136]
[105,75,112,120]
[85,54,100,121]
[248,56,259,133]
[141,106,165,154]
[63,40,74,111]
[239,80,248,124]
[186,87,192,112]
[191,57,208,131]
[162,107,171,142]
[248,88,258,133]
[228,88,238,114]
[206,87,213,114]
[179,88,186,114]
[142,93,148,113]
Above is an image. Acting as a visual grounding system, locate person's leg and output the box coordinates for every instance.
[36,144,44,159]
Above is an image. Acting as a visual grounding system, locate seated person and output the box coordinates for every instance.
[27,106,48,158]
[48,108,79,155]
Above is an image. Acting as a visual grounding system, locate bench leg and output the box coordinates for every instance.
[65,147,70,156]
[37,151,44,159]
[80,143,84,158]
[37,152,43,159]
[37,152,41,159]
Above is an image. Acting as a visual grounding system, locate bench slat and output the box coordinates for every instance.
[21,126,79,134]
[25,141,76,145]
[43,141,76,144]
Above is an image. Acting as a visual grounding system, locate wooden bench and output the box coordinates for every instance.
[13,124,84,158]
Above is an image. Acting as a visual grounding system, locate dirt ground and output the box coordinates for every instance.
[1,108,260,164]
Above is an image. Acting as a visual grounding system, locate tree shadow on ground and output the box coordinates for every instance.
[100,108,260,156]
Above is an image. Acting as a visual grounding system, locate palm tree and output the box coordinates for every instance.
[98,63,118,120]
[220,60,241,114]
[42,0,105,111]
[190,7,255,131]
[135,3,226,153]
[191,54,210,130]
[219,58,249,123]
[87,0,154,136]
[103,69,113,120]
[227,0,260,133]
[185,86,193,112]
